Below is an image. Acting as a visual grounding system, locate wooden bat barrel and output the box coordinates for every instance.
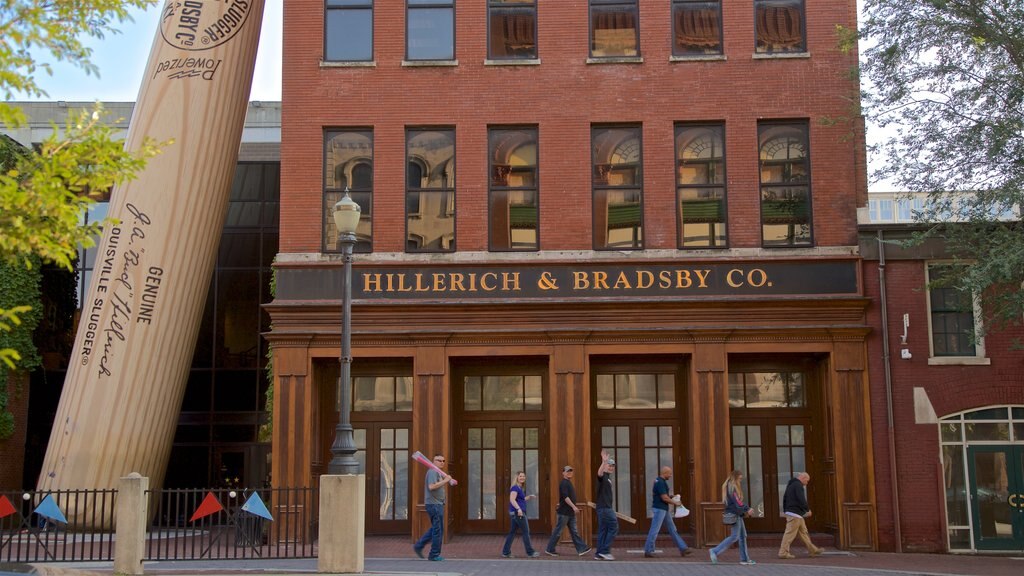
[37,0,267,526]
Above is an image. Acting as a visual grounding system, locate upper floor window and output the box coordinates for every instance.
[324,130,373,253]
[672,0,722,56]
[592,125,643,249]
[489,127,538,251]
[406,129,456,252]
[488,0,537,59]
[407,0,455,60]
[868,197,894,223]
[755,0,806,54]
[758,121,811,246]
[325,0,373,61]
[676,123,726,248]
[927,264,984,360]
[590,0,639,58]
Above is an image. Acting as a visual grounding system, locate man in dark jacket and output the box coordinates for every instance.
[778,473,824,559]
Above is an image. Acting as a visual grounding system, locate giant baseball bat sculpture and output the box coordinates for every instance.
[38,0,266,524]
[411,451,458,485]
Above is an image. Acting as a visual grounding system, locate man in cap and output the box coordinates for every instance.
[544,465,592,556]
[594,449,618,560]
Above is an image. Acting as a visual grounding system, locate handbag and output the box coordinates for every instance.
[722,511,738,525]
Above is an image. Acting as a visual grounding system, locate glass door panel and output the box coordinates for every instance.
[509,426,541,519]
[968,446,1024,550]
[601,425,633,520]
[352,424,412,534]
[732,424,765,520]
[775,424,806,518]
[466,427,498,523]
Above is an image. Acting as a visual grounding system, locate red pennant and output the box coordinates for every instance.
[190,492,224,522]
[0,495,16,519]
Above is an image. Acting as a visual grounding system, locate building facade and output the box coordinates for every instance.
[861,196,1024,553]
[0,101,281,491]
[275,1,878,548]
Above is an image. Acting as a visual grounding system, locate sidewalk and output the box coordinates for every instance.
[15,535,1024,576]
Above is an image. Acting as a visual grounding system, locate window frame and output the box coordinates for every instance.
[324,0,374,63]
[486,0,538,60]
[588,0,641,59]
[753,0,807,55]
[488,126,540,252]
[671,0,723,57]
[323,129,374,254]
[675,122,727,249]
[405,127,457,253]
[758,120,813,247]
[406,0,456,61]
[591,124,644,250]
[925,262,989,364]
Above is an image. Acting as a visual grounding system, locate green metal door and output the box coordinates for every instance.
[967,445,1024,551]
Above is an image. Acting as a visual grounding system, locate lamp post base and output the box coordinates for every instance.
[317,474,365,573]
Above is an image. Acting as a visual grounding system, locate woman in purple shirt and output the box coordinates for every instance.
[501,471,540,558]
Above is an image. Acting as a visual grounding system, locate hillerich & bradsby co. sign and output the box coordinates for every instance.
[352,261,859,300]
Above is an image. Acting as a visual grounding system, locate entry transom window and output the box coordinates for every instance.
[464,375,542,411]
[595,374,675,409]
[755,0,806,54]
[488,0,537,59]
[759,121,812,246]
[590,0,639,58]
[353,376,413,412]
[728,371,805,408]
[676,123,726,248]
[324,130,373,253]
[672,0,722,56]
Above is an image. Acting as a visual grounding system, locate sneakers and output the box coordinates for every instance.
[429,556,445,561]
[644,552,656,558]
[810,548,824,557]
[528,551,541,558]
[544,550,559,556]
[501,553,513,558]
[681,548,694,557]
[577,547,593,556]
[413,545,424,559]
[709,550,718,564]
[596,552,615,560]
[741,560,757,565]
[778,552,796,559]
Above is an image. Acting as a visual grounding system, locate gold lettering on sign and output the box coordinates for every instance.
[637,270,654,289]
[480,272,498,291]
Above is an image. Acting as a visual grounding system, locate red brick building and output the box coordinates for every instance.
[274,1,878,549]
[860,214,1024,553]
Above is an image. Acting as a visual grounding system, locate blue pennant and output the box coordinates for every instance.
[34,495,67,524]
[241,491,273,521]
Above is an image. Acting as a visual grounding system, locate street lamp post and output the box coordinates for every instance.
[328,189,361,475]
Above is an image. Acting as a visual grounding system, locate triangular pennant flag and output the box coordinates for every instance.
[34,495,67,524]
[240,491,273,521]
[190,492,224,522]
[0,494,17,519]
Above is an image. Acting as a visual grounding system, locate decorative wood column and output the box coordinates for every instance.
[549,342,591,540]
[690,337,731,547]
[410,345,449,542]
[269,342,314,543]
[830,338,877,550]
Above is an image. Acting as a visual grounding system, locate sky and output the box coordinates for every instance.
[28,0,283,102]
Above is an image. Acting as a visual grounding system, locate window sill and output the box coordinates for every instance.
[752,52,811,60]
[320,60,376,68]
[484,58,541,66]
[669,55,726,63]
[402,59,459,67]
[586,56,644,64]
[927,356,991,366]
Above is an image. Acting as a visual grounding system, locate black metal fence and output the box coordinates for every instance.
[0,489,117,562]
[145,487,319,560]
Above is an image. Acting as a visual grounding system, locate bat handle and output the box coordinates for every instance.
[449,478,458,486]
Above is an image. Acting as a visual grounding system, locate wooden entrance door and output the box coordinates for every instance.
[729,417,811,532]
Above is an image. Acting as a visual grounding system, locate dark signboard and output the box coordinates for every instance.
[345,260,859,301]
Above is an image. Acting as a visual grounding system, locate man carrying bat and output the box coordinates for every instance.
[413,454,456,561]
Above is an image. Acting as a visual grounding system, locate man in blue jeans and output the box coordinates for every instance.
[594,450,619,560]
[413,454,455,561]
[544,465,592,556]
[643,466,693,557]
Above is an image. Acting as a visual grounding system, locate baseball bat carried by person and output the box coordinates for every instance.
[411,451,458,485]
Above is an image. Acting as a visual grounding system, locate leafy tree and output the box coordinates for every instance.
[860,1,1024,333]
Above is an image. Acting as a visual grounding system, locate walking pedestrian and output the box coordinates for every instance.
[594,449,618,561]
[709,469,756,565]
[778,472,824,559]
[413,454,455,562]
[501,471,540,558]
[643,466,693,557]
[545,465,592,556]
